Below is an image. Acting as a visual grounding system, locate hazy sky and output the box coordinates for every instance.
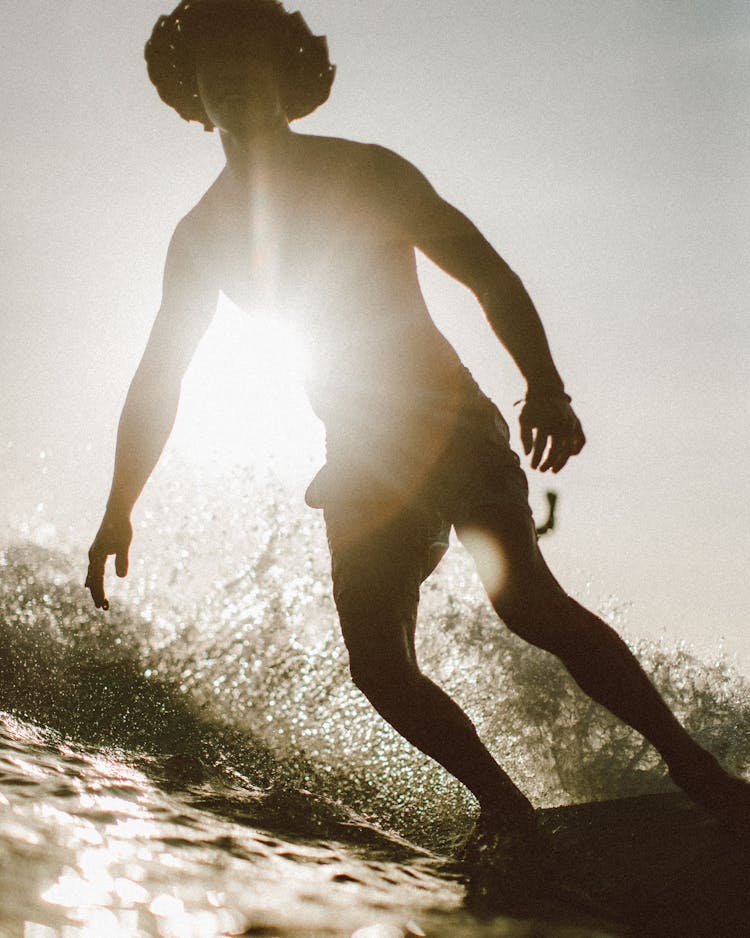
[2,1,749,669]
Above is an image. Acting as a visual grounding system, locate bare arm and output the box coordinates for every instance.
[86,219,218,608]
[369,145,585,471]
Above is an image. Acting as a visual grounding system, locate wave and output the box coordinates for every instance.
[2,468,748,850]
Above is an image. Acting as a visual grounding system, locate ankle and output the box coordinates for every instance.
[478,791,536,823]
[666,745,719,780]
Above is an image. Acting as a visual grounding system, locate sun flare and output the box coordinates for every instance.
[172,295,323,472]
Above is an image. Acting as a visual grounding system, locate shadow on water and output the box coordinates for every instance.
[0,542,436,860]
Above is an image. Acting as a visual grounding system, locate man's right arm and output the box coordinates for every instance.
[86,218,217,609]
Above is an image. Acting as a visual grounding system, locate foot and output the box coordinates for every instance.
[456,799,539,868]
[668,750,750,824]
[456,801,543,914]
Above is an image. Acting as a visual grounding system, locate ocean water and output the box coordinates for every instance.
[1,467,748,937]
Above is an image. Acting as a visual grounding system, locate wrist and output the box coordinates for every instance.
[104,495,133,522]
[525,381,571,403]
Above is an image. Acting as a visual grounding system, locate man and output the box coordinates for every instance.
[87,0,748,839]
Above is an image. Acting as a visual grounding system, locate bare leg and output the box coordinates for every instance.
[456,504,750,816]
[325,500,536,819]
[344,617,535,819]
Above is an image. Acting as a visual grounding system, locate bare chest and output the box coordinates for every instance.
[209,175,384,319]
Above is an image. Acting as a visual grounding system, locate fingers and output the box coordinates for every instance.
[571,425,586,455]
[115,547,129,578]
[521,396,586,473]
[530,427,549,470]
[538,423,586,473]
[540,438,570,474]
[520,417,533,455]
[85,550,109,610]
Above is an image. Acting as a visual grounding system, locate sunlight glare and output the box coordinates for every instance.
[173,295,323,473]
[459,527,508,600]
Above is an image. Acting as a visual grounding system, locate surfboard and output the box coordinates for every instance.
[462,792,749,937]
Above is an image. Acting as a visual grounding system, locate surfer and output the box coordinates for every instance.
[86,0,749,838]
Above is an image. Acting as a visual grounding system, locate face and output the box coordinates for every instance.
[194,24,285,136]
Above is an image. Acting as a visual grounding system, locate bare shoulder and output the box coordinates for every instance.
[163,176,232,293]
[170,175,226,255]
[294,133,427,189]
[294,136,438,241]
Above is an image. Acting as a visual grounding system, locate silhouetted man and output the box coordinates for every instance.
[87,0,748,842]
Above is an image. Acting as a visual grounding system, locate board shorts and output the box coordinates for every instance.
[305,384,534,631]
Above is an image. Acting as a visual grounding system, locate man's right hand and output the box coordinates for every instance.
[85,513,133,610]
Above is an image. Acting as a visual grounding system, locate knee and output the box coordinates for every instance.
[496,586,617,661]
[493,579,576,656]
[501,609,564,655]
[347,644,420,702]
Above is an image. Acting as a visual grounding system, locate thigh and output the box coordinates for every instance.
[455,499,573,651]
[456,491,568,594]
[324,500,447,663]
[441,395,552,602]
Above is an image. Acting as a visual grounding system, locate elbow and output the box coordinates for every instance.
[127,358,181,412]
[133,349,184,391]
[474,260,524,308]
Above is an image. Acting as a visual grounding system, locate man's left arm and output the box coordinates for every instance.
[369,145,585,473]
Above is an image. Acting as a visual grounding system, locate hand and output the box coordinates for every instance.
[519,391,586,473]
[85,512,133,610]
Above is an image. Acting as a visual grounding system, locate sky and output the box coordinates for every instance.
[2,1,749,670]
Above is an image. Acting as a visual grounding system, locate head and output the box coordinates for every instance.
[145,0,335,133]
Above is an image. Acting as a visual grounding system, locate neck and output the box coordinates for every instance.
[220,120,294,179]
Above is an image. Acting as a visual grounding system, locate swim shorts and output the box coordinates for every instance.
[305,386,533,627]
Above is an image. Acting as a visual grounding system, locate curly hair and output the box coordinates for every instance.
[144,0,336,130]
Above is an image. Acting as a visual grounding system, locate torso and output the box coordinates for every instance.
[188,133,477,458]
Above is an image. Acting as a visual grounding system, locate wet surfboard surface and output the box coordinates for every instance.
[461,792,749,937]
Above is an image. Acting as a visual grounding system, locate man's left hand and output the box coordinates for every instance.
[85,512,133,610]
[519,392,586,473]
